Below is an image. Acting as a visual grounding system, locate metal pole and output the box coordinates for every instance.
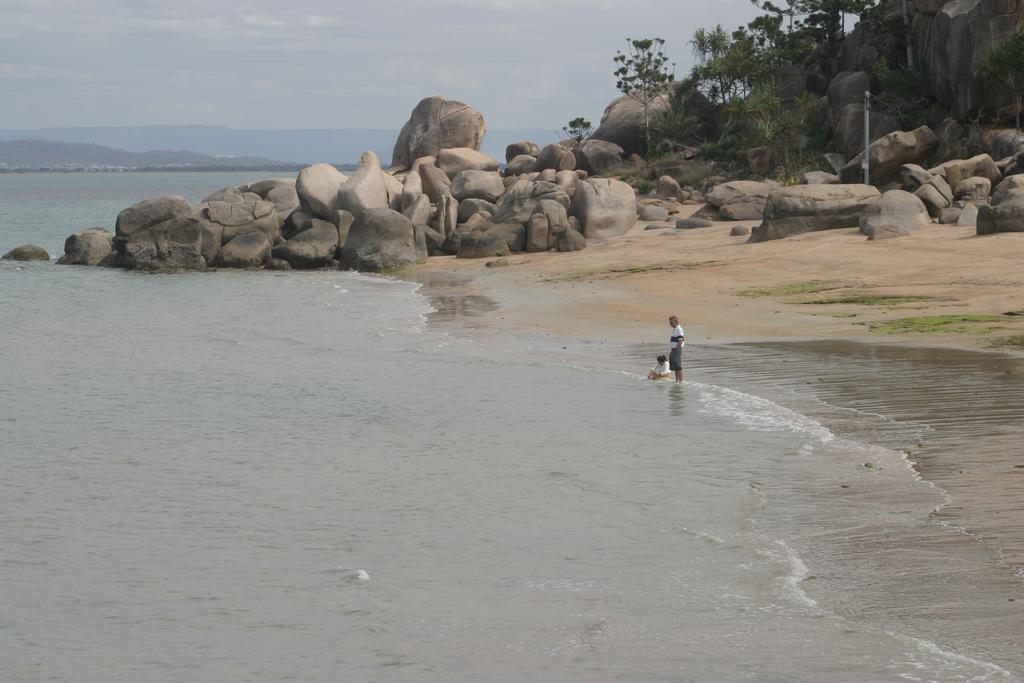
[901,0,914,70]
[863,91,871,185]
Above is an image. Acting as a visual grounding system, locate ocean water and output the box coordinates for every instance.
[2,173,1022,681]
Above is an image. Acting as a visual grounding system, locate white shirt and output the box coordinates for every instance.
[652,361,671,377]
[670,324,685,350]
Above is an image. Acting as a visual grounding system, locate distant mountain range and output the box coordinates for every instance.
[0,125,561,168]
[0,139,301,172]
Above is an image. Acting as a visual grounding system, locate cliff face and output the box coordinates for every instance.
[912,0,1024,119]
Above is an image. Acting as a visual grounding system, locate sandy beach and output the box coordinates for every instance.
[411,207,1024,358]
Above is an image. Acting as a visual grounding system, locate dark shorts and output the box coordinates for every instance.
[669,347,682,371]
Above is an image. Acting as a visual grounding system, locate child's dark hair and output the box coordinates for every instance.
[657,355,667,363]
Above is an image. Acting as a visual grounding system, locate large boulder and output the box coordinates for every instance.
[400,168,424,211]
[571,178,638,239]
[58,228,116,266]
[419,164,452,203]
[478,222,525,253]
[215,231,272,268]
[553,226,586,252]
[457,198,496,223]
[123,215,212,271]
[265,184,300,221]
[403,194,433,226]
[840,126,939,185]
[913,1,1024,120]
[992,175,1024,205]
[859,190,932,236]
[437,148,499,179]
[705,181,780,221]
[115,195,192,244]
[273,221,339,269]
[391,96,487,167]
[450,170,505,203]
[493,179,570,224]
[506,141,541,162]
[296,163,348,219]
[505,154,537,176]
[954,176,992,201]
[2,244,49,261]
[571,139,625,176]
[238,178,295,197]
[337,151,389,218]
[591,92,671,156]
[456,231,510,259]
[930,153,1002,189]
[826,71,901,158]
[533,144,576,172]
[340,208,418,272]
[977,190,1024,235]
[749,184,881,242]
[202,197,280,245]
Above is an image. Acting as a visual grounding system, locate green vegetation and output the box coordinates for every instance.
[613,38,676,155]
[618,175,655,193]
[984,335,1024,350]
[735,280,842,298]
[982,30,1024,130]
[792,293,955,306]
[563,117,593,143]
[868,315,1007,335]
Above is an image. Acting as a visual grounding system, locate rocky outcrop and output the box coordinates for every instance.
[336,151,389,218]
[977,190,1024,235]
[437,148,499,179]
[913,0,1024,120]
[827,71,900,158]
[201,197,280,245]
[992,175,1024,204]
[571,178,637,239]
[419,164,452,203]
[2,244,49,261]
[839,126,938,185]
[591,92,671,156]
[215,231,272,268]
[553,226,586,252]
[705,181,780,220]
[272,221,339,268]
[265,184,300,220]
[859,190,932,236]
[340,208,419,271]
[123,215,212,271]
[931,153,1002,188]
[505,141,541,162]
[505,154,537,176]
[296,163,348,219]
[451,170,505,203]
[749,184,881,242]
[572,139,625,176]
[58,228,116,266]
[391,96,486,167]
[534,144,576,172]
[493,179,570,224]
[456,231,510,259]
[115,195,192,245]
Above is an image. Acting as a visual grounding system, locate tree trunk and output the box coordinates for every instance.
[643,100,650,156]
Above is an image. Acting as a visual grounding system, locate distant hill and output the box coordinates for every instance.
[0,125,561,167]
[0,139,301,172]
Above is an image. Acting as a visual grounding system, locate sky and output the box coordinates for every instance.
[0,0,763,131]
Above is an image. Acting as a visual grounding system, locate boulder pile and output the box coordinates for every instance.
[56,96,643,272]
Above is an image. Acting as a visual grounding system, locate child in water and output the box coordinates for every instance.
[647,355,672,380]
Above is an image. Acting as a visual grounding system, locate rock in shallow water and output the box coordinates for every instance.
[2,244,49,261]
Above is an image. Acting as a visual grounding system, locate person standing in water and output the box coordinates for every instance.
[669,315,685,383]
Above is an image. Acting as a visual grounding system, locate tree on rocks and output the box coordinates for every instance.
[563,117,593,143]
[613,38,675,156]
[983,30,1024,131]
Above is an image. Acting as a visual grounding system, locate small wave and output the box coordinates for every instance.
[760,537,818,609]
[695,382,835,444]
[889,632,1014,681]
[329,567,370,582]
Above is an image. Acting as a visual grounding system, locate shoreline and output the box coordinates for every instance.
[406,205,1024,358]
[408,221,1024,570]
